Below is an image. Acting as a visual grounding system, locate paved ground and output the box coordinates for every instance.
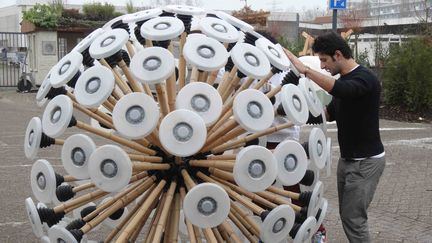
[1,88,431,242]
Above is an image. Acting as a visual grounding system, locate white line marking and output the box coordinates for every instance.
[0,164,63,169]
[0,221,27,227]
[326,127,427,133]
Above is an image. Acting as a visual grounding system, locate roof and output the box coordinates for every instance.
[267,12,298,22]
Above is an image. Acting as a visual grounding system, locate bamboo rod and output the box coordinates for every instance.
[76,120,155,155]
[152,181,177,243]
[178,32,187,90]
[230,202,260,236]
[146,193,167,243]
[180,187,197,243]
[155,83,170,117]
[104,183,157,242]
[133,162,171,171]
[189,159,234,171]
[228,212,259,243]
[116,180,167,242]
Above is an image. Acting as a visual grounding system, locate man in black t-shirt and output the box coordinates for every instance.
[284,32,385,243]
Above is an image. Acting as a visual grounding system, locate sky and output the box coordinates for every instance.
[1,0,331,12]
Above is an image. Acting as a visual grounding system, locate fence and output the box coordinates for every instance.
[0,32,29,87]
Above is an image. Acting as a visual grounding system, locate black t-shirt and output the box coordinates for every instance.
[327,65,384,159]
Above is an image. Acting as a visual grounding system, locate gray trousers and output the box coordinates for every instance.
[337,156,385,243]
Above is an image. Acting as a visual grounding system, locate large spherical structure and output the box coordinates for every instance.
[23,5,331,242]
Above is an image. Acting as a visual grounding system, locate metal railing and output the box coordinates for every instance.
[0,32,29,87]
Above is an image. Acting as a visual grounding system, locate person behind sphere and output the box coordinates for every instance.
[284,31,385,243]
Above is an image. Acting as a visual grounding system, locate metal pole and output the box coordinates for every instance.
[332,9,338,32]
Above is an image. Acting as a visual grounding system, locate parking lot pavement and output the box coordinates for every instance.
[1,89,431,242]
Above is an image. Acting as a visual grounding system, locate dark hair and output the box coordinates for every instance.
[312,31,352,59]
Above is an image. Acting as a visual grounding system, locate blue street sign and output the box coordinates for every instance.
[329,0,347,9]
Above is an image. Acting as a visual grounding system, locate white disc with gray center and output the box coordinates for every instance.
[325,137,332,178]
[48,225,79,243]
[307,181,323,218]
[311,198,328,235]
[164,5,205,15]
[293,217,317,243]
[308,127,327,170]
[233,89,274,132]
[88,144,132,192]
[130,47,175,85]
[42,95,73,138]
[123,8,162,23]
[159,109,207,157]
[89,28,129,59]
[230,43,271,79]
[215,11,254,32]
[30,159,56,204]
[280,84,309,126]
[261,205,295,243]
[273,140,308,186]
[256,37,290,71]
[112,92,159,139]
[198,17,239,43]
[183,183,230,228]
[72,28,105,53]
[140,16,185,41]
[101,197,129,229]
[74,65,115,108]
[61,134,96,180]
[24,117,43,159]
[50,51,83,88]
[25,197,44,238]
[183,35,229,71]
[298,78,322,117]
[233,145,277,192]
[36,72,52,103]
[176,82,222,126]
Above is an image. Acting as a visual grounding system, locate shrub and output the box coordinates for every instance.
[22,3,60,29]
[383,37,432,112]
[82,2,116,21]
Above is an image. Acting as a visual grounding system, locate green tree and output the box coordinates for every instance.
[22,3,61,29]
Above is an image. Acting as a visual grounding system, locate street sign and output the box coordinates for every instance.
[329,0,347,9]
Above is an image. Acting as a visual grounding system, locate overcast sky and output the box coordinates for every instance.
[2,0,330,12]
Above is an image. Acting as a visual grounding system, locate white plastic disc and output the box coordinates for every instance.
[233,89,274,132]
[178,210,188,235]
[72,28,105,53]
[325,137,332,178]
[36,72,52,103]
[40,236,50,243]
[198,17,239,43]
[112,92,160,139]
[164,5,205,15]
[42,95,73,138]
[293,217,317,243]
[61,134,96,180]
[25,197,44,238]
[176,82,222,126]
[89,28,129,59]
[30,159,57,204]
[48,225,79,243]
[123,8,162,23]
[308,127,327,170]
[24,117,43,159]
[230,43,271,79]
[273,140,308,186]
[140,16,185,41]
[101,197,129,229]
[88,144,132,192]
[298,78,322,117]
[318,104,327,136]
[183,183,230,228]
[312,198,328,235]
[280,84,309,126]
[261,205,295,243]
[183,35,229,71]
[50,51,83,88]
[215,11,254,32]
[256,37,290,71]
[233,145,277,192]
[74,65,115,108]
[308,181,323,218]
[102,14,128,30]
[130,47,175,85]
[159,109,207,157]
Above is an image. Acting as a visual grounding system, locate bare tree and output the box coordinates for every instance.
[340,0,369,58]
